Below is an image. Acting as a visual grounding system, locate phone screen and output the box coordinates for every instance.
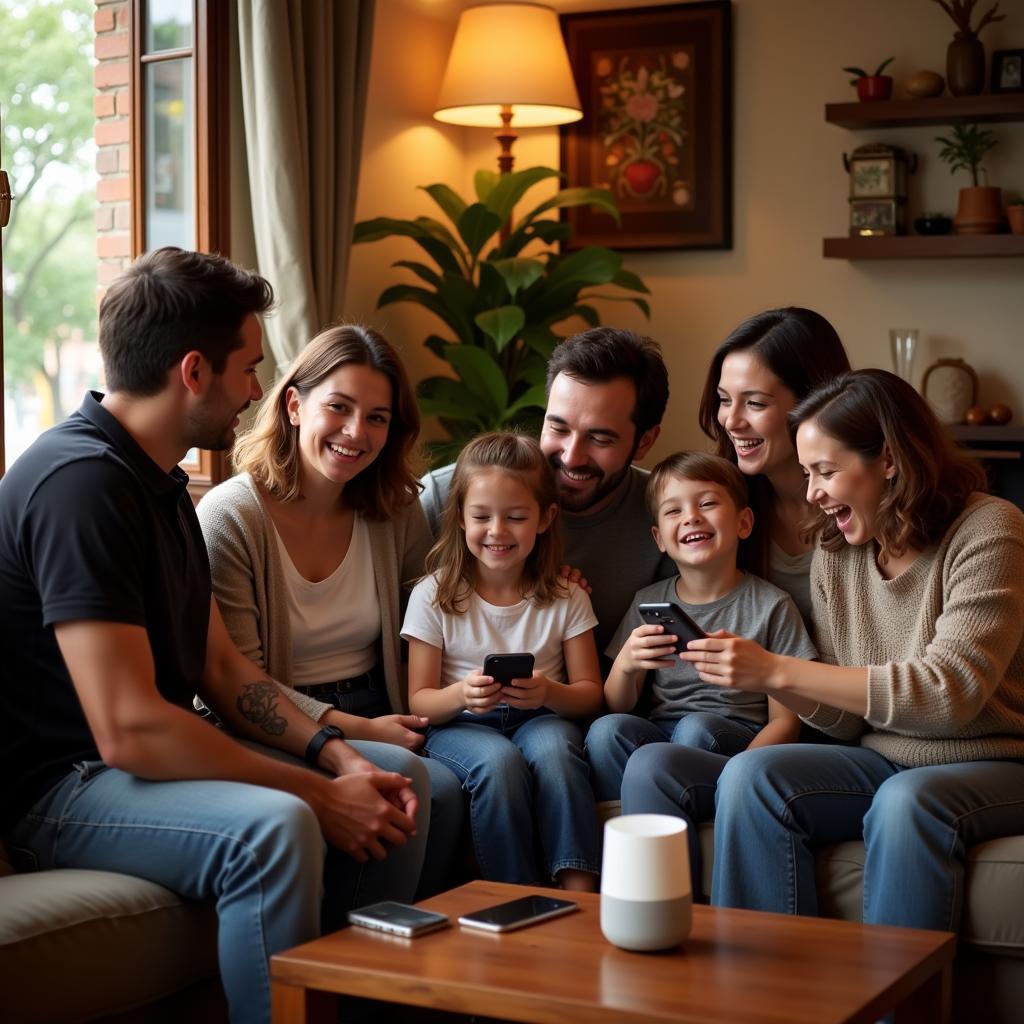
[458,894,577,932]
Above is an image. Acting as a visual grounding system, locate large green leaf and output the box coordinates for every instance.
[524,186,621,224]
[444,344,509,414]
[457,204,503,260]
[420,183,467,227]
[353,216,462,274]
[475,305,526,352]
[578,292,652,319]
[353,216,421,243]
[423,334,451,360]
[474,169,500,203]
[392,260,441,288]
[484,166,561,222]
[377,284,469,342]
[568,303,600,327]
[505,383,548,417]
[416,376,490,423]
[519,325,559,360]
[612,268,651,294]
[489,257,545,298]
[545,247,622,289]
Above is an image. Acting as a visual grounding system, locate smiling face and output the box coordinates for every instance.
[716,350,798,478]
[287,362,393,492]
[651,474,753,572]
[540,372,658,514]
[796,418,894,548]
[461,468,556,580]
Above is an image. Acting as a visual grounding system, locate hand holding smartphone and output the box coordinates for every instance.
[458,894,577,933]
[637,602,706,655]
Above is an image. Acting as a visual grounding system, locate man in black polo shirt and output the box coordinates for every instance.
[0,248,428,1024]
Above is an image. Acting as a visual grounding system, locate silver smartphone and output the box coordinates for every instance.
[458,894,577,933]
[347,901,450,938]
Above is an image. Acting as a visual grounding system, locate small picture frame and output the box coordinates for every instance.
[991,49,1024,94]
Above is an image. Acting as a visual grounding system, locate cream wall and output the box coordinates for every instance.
[346,0,1024,460]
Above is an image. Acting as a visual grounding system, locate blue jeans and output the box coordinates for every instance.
[587,711,761,802]
[4,739,430,1024]
[425,707,599,884]
[318,684,464,897]
[619,741,741,897]
[709,744,1024,930]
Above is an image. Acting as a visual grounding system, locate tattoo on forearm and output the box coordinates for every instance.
[237,682,287,737]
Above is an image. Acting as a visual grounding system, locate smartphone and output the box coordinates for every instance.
[458,894,577,933]
[483,652,535,686]
[347,901,450,938]
[637,601,706,653]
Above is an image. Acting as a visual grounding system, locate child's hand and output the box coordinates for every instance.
[501,670,549,710]
[622,624,678,671]
[461,671,503,714]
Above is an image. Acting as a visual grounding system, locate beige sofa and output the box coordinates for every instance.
[0,845,223,1023]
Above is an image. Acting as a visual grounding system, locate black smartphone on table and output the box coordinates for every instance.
[637,601,706,654]
[347,901,450,937]
[458,894,577,933]
[483,652,535,686]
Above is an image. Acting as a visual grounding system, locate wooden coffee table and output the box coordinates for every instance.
[270,880,955,1023]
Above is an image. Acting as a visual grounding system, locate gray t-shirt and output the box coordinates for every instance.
[607,573,818,724]
[768,541,814,626]
[419,463,675,657]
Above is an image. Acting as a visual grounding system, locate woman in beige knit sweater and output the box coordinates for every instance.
[622,369,1024,931]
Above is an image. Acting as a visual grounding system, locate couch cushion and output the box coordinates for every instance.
[0,869,218,1024]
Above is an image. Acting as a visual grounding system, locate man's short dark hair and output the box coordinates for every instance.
[545,327,669,438]
[99,247,275,396]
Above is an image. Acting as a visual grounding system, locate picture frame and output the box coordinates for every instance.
[991,49,1024,94]
[559,1,732,251]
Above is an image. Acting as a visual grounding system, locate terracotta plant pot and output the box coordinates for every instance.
[947,34,985,96]
[857,75,893,101]
[1008,206,1024,235]
[954,186,1004,234]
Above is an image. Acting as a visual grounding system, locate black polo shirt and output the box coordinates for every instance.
[0,392,211,828]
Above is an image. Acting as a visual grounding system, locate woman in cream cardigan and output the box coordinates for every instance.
[198,324,462,896]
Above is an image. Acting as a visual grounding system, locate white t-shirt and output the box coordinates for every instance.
[276,514,380,685]
[401,574,597,688]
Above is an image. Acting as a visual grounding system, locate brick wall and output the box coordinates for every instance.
[94,0,131,297]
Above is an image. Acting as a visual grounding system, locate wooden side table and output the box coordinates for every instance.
[270,881,955,1024]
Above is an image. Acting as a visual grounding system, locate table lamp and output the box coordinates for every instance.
[433,2,583,175]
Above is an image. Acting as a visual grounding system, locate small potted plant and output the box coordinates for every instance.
[935,123,1002,233]
[1007,200,1024,236]
[842,57,895,101]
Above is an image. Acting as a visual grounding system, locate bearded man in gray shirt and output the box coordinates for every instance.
[420,327,675,659]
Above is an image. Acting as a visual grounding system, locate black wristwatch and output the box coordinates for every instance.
[304,724,345,768]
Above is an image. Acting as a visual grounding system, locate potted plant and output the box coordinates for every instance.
[930,0,1005,96]
[842,57,895,101]
[1008,200,1024,236]
[353,166,651,465]
[935,123,1003,234]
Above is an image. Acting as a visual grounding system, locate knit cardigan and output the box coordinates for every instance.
[197,473,432,718]
[803,494,1024,766]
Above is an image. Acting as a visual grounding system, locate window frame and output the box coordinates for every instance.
[130,0,231,500]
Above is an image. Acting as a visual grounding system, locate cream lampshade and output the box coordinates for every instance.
[434,2,582,174]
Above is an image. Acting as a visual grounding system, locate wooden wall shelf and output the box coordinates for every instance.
[823,235,1024,260]
[825,94,1024,129]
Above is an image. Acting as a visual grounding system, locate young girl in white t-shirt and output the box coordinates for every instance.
[402,432,603,890]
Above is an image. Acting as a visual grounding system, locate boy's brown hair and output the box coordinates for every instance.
[646,451,751,520]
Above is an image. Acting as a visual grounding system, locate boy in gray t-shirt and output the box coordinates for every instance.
[585,452,817,805]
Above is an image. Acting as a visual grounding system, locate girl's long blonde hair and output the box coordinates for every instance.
[232,325,421,519]
[427,432,565,614]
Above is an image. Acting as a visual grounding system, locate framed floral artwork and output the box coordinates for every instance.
[559,1,732,250]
